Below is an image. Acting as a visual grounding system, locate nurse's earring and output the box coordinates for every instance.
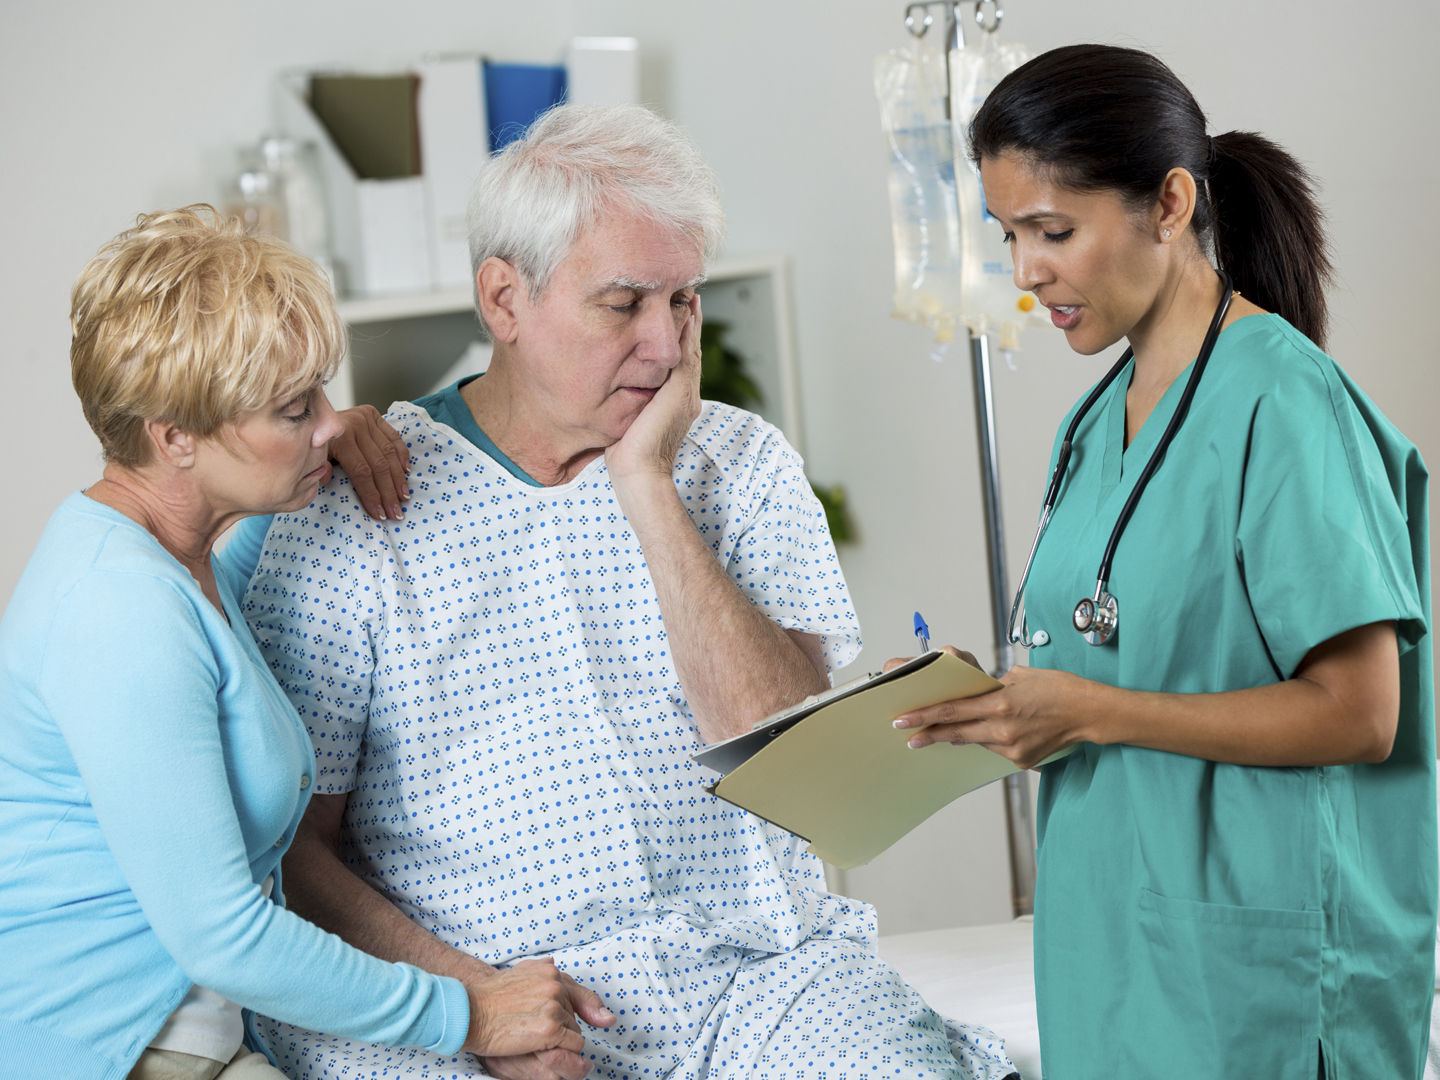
[1162,229,1172,239]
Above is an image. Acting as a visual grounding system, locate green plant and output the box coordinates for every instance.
[699,320,764,411]
[809,482,854,545]
[699,319,856,545]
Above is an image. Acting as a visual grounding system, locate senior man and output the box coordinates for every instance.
[240,105,1015,1080]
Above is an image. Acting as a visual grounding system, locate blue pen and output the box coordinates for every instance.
[913,611,931,654]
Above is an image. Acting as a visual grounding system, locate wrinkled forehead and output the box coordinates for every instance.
[564,205,707,294]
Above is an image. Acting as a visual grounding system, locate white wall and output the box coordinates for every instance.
[3,0,1437,936]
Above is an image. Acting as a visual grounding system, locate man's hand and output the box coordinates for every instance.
[330,405,411,521]
[605,295,702,487]
[467,959,614,1080]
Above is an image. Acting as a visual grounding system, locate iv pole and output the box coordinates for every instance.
[904,0,1037,918]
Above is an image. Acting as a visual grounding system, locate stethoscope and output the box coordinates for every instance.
[1008,270,1234,649]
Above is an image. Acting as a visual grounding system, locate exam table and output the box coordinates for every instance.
[879,917,1440,1079]
[878,919,1041,1078]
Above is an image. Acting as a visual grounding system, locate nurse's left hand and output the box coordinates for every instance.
[890,647,1091,769]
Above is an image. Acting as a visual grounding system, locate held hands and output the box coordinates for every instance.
[604,295,703,492]
[465,958,615,1080]
[886,646,1091,769]
[330,405,411,521]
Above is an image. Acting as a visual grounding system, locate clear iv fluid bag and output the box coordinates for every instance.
[876,40,965,341]
[876,30,1045,346]
[950,33,1039,346]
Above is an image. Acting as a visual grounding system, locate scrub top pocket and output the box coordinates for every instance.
[1131,887,1322,1079]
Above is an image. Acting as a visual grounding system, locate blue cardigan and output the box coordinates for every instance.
[0,496,468,1080]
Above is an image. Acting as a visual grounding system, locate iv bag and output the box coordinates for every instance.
[949,32,1042,348]
[876,28,1046,346]
[875,36,965,341]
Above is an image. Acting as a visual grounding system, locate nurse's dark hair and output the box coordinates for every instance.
[968,44,1334,349]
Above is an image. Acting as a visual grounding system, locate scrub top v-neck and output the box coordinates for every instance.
[1022,314,1435,1078]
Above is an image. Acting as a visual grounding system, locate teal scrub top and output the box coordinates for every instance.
[1024,315,1435,1079]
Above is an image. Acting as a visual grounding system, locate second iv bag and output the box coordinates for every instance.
[876,24,1045,346]
[950,31,1040,347]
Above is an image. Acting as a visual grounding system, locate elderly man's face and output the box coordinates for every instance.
[514,208,704,446]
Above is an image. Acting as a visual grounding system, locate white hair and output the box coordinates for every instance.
[466,104,725,333]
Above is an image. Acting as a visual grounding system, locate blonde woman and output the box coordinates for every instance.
[0,208,611,1080]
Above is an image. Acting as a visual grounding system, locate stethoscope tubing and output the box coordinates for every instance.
[1007,269,1235,649]
[1095,272,1233,585]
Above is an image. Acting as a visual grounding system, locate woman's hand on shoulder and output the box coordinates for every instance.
[889,646,1093,769]
[466,958,614,1080]
[330,405,411,521]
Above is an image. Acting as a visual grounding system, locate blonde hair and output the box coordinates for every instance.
[70,205,345,467]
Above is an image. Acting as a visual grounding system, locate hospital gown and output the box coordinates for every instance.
[242,400,1015,1080]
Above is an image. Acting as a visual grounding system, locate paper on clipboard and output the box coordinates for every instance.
[692,651,1067,870]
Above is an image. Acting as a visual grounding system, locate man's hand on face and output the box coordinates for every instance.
[604,294,702,489]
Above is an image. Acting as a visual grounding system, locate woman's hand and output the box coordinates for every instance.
[466,958,614,1080]
[889,646,1092,769]
[329,405,411,521]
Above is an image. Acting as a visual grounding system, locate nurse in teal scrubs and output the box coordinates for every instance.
[895,45,1435,1079]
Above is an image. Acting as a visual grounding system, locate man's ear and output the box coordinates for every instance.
[144,418,198,469]
[477,257,525,344]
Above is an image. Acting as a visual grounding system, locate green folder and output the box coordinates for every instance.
[309,74,422,179]
[694,651,1070,869]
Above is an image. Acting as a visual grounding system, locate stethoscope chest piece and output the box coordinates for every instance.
[1073,589,1118,646]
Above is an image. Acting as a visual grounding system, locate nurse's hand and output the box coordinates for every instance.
[888,647,1091,769]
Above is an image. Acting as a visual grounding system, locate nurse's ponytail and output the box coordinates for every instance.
[968,45,1335,350]
[1208,131,1332,348]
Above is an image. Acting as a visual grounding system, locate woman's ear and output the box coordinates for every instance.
[477,257,524,344]
[144,418,198,469]
[1155,167,1199,244]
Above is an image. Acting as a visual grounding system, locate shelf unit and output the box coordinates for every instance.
[329,253,805,454]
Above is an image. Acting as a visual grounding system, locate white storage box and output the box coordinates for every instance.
[275,71,434,298]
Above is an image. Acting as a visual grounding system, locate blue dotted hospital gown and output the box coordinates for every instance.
[242,401,1015,1080]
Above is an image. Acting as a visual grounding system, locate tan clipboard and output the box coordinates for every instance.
[693,651,1063,870]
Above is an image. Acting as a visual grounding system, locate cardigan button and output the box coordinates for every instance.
[300,775,311,790]
[274,837,285,848]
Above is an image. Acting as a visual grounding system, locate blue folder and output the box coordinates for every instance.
[483,62,567,152]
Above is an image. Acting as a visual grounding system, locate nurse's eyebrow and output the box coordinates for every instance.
[1004,208,1073,224]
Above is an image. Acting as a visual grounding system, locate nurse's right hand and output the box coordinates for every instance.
[886,646,1091,769]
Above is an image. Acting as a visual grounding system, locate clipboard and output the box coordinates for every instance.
[692,651,1069,870]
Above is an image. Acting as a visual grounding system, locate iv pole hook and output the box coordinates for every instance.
[902,3,965,118]
[904,3,934,36]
